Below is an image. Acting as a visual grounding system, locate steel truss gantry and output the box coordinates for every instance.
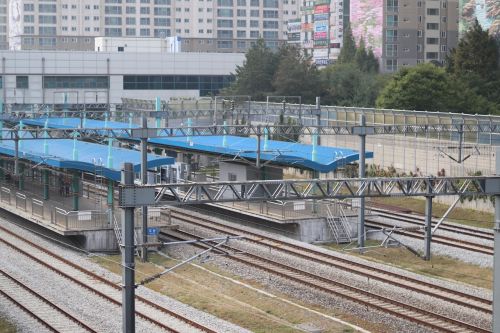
[118,176,500,206]
[2,122,500,141]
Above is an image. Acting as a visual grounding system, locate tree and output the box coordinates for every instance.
[222,39,279,100]
[353,38,379,73]
[447,19,499,80]
[376,63,496,114]
[272,45,321,104]
[337,24,356,65]
[321,63,387,107]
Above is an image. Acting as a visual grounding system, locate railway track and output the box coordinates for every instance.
[163,226,490,333]
[365,219,494,256]
[0,224,216,333]
[367,203,494,240]
[166,208,492,314]
[0,268,96,333]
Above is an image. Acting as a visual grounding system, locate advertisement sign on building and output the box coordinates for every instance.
[314,32,328,40]
[350,0,383,58]
[314,13,329,21]
[314,4,330,14]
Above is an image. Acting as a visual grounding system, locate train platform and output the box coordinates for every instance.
[0,135,175,251]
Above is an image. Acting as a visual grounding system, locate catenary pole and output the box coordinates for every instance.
[358,114,366,248]
[493,147,500,333]
[121,163,135,333]
[141,115,148,262]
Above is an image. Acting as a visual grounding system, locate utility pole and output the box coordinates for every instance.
[141,115,148,262]
[121,163,135,333]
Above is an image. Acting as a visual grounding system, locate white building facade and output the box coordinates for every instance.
[0,50,244,106]
[9,0,301,52]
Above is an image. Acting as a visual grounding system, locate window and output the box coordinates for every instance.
[123,75,233,96]
[387,15,398,27]
[217,19,233,28]
[386,29,397,42]
[39,4,56,12]
[154,7,170,15]
[427,23,439,30]
[24,15,34,23]
[386,44,398,57]
[385,59,397,72]
[39,27,57,35]
[105,17,122,25]
[427,8,439,15]
[43,76,109,89]
[16,76,29,89]
[426,52,439,59]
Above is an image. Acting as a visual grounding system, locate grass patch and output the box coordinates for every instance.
[327,241,493,290]
[371,197,494,229]
[92,253,387,333]
[0,316,17,333]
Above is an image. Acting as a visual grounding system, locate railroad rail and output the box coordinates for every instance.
[162,226,490,333]
[368,203,494,240]
[365,219,494,256]
[0,224,216,333]
[0,268,96,333]
[165,208,492,314]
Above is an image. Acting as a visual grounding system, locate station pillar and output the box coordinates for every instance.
[72,172,79,211]
[107,180,114,207]
[42,169,49,200]
[18,162,24,190]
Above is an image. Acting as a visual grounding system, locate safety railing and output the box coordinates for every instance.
[52,208,110,230]
[15,193,27,212]
[135,207,171,227]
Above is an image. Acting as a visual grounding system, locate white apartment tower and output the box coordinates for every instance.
[9,0,301,52]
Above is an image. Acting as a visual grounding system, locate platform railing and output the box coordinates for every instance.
[52,208,109,230]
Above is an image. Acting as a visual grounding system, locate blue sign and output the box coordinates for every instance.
[147,227,159,236]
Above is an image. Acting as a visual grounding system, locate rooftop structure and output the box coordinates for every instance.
[0,137,174,181]
[21,117,372,173]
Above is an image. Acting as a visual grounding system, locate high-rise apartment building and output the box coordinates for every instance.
[290,0,345,66]
[293,0,459,72]
[8,0,301,52]
[351,0,459,72]
[0,0,7,49]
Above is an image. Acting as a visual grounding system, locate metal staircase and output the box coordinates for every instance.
[112,212,140,256]
[326,202,352,244]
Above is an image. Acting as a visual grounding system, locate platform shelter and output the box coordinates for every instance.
[0,136,174,251]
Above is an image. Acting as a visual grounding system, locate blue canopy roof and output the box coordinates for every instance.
[0,137,174,181]
[21,117,373,173]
